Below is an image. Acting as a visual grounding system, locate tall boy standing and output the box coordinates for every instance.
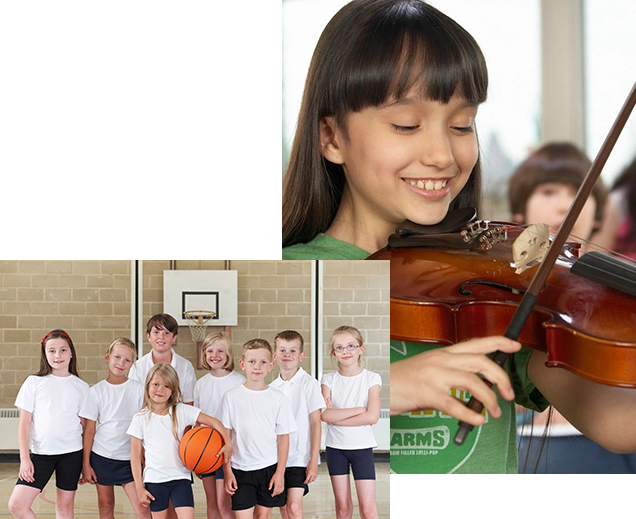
[219,339,297,519]
[270,331,325,519]
[128,313,196,404]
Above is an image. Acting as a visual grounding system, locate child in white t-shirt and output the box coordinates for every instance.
[219,339,297,519]
[321,326,381,519]
[128,313,197,404]
[270,331,325,519]
[127,364,232,519]
[80,337,148,519]
[193,332,245,519]
[8,330,90,519]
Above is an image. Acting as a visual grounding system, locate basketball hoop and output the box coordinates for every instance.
[184,310,215,343]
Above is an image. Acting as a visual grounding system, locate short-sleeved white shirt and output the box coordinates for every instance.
[127,403,201,483]
[321,369,382,450]
[79,378,144,461]
[194,371,246,419]
[270,368,326,467]
[128,349,196,403]
[15,374,90,455]
[219,385,297,471]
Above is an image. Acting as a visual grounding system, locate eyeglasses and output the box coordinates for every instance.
[333,344,361,353]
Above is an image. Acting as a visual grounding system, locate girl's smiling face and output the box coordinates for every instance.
[322,94,479,250]
[107,344,136,379]
[148,374,172,407]
[205,341,228,372]
[331,332,365,368]
[45,338,73,375]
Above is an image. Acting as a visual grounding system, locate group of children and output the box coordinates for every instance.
[8,314,382,519]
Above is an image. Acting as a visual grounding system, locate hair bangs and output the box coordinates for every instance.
[335,1,487,117]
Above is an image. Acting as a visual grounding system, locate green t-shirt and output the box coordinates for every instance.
[282,233,370,260]
[390,340,548,474]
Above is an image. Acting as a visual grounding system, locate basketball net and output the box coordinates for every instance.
[184,310,215,343]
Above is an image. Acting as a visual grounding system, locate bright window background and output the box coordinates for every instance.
[584,0,636,186]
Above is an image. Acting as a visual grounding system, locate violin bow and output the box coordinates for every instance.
[454,79,636,446]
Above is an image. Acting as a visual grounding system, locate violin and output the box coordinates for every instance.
[372,79,636,445]
[369,213,636,388]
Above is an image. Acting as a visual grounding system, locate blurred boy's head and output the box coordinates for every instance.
[508,142,607,240]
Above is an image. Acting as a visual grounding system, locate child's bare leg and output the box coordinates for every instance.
[214,477,234,519]
[95,484,116,519]
[174,507,194,519]
[234,507,254,519]
[8,485,40,519]
[253,506,271,519]
[151,510,168,519]
[122,481,152,519]
[330,475,353,519]
[202,477,221,519]
[353,480,378,519]
[54,489,76,519]
[283,488,304,519]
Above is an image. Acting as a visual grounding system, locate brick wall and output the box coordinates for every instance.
[1,260,389,410]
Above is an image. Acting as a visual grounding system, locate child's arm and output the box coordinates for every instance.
[225,467,237,496]
[529,350,636,453]
[320,385,365,423]
[17,409,34,483]
[305,410,321,484]
[130,436,154,508]
[82,419,98,484]
[331,385,381,426]
[391,336,521,425]
[269,433,289,497]
[195,413,233,462]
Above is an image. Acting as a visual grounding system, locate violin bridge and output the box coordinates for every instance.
[511,223,551,274]
[461,221,508,251]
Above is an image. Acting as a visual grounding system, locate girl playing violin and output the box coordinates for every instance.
[283,0,636,474]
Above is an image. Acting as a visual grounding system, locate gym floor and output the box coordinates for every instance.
[0,461,389,518]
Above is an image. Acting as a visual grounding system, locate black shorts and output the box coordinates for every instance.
[145,479,194,512]
[326,447,376,480]
[16,450,83,492]
[284,466,309,496]
[90,452,134,486]
[231,464,286,511]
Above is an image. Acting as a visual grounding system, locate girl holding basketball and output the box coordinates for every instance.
[194,332,245,519]
[127,364,232,519]
[79,338,149,519]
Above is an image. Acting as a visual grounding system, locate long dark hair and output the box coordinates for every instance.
[37,329,80,377]
[283,0,488,247]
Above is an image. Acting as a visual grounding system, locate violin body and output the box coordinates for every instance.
[370,223,636,387]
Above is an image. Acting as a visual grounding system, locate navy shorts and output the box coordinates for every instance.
[16,449,83,491]
[90,452,134,486]
[326,447,376,480]
[145,479,194,512]
[231,464,286,511]
[201,464,225,480]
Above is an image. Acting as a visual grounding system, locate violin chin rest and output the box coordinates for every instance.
[570,251,636,297]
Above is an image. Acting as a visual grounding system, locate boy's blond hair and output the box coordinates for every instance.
[200,332,235,371]
[273,330,304,353]
[242,338,273,360]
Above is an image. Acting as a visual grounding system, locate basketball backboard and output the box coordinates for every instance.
[163,270,238,327]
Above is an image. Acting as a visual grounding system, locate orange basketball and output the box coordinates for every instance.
[179,426,224,474]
